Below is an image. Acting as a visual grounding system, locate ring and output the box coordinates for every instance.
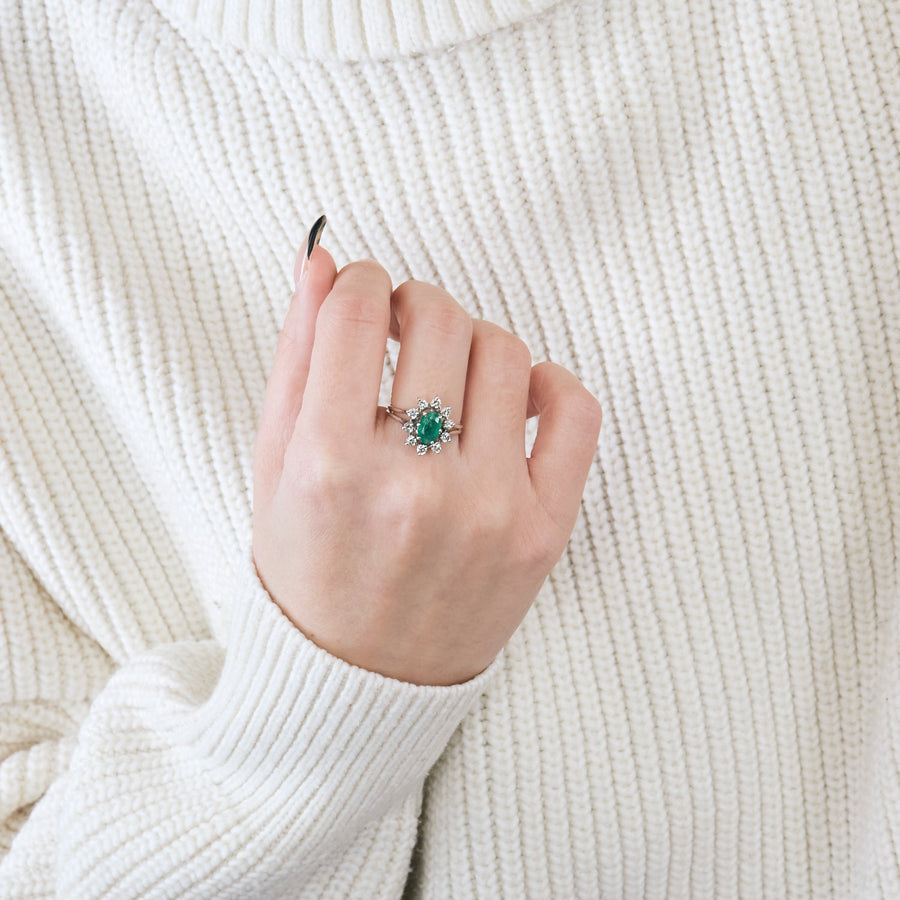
[385,396,463,455]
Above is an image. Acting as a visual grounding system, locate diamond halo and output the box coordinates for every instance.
[400,396,457,455]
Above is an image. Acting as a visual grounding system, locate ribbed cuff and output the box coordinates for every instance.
[169,548,503,824]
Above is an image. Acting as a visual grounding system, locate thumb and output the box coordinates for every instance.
[254,216,337,505]
[526,361,602,535]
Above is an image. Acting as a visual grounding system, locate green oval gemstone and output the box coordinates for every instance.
[417,410,443,445]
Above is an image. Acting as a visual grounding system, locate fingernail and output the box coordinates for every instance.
[294,213,327,288]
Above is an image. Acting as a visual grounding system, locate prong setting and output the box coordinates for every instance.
[393,396,459,455]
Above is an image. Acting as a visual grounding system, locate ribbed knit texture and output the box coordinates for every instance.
[0,0,898,896]
[152,0,561,60]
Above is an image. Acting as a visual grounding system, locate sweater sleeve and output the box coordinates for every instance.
[0,545,504,898]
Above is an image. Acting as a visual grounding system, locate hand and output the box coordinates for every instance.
[251,237,602,686]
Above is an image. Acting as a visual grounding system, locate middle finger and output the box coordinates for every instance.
[391,279,472,454]
[387,280,473,455]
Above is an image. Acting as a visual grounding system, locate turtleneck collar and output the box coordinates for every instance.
[153,0,561,61]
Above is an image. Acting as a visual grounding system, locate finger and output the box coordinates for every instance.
[526,361,603,532]
[299,258,393,443]
[254,239,337,504]
[388,280,472,454]
[460,319,531,468]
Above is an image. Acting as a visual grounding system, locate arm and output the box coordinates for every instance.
[0,229,501,897]
[0,543,501,898]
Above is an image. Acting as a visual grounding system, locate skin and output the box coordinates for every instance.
[251,243,602,686]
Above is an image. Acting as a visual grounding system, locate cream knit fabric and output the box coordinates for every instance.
[0,0,898,896]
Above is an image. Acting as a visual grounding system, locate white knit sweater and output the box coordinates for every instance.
[0,0,898,896]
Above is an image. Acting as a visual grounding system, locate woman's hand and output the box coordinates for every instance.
[251,233,602,686]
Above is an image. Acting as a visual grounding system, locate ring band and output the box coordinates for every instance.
[385,396,462,455]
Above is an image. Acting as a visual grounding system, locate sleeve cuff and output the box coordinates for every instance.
[167,547,504,823]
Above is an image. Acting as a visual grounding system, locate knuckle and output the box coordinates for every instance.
[506,335,533,369]
[341,257,392,288]
[394,280,472,340]
[320,289,384,330]
[568,387,604,426]
[532,358,557,378]
[518,513,565,570]
[427,302,472,341]
[381,481,428,526]
[534,361,602,424]
[393,277,431,298]
[534,359,571,389]
[525,534,563,571]
[376,477,446,547]
[529,359,554,386]
[480,323,531,371]
[285,447,357,501]
[464,495,514,546]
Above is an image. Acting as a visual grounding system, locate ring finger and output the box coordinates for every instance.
[387,280,473,454]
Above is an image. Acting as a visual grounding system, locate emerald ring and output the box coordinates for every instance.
[385,396,462,455]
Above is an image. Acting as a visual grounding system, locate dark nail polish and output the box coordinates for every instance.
[295,213,327,287]
[306,213,327,260]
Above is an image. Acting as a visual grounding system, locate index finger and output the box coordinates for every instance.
[299,259,393,443]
